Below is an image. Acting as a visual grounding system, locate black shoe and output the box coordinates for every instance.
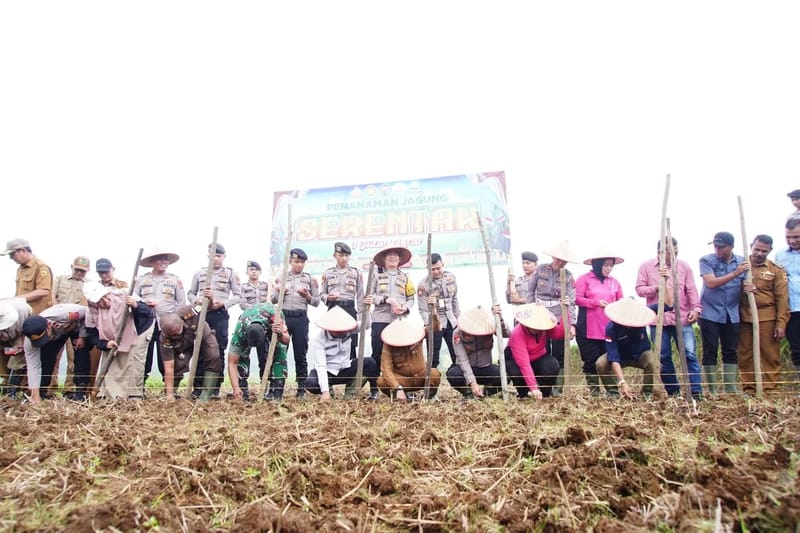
[296,387,306,399]
[367,390,380,401]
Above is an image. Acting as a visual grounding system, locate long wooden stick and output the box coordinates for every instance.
[354,261,375,394]
[476,212,509,400]
[260,205,293,399]
[653,175,671,372]
[738,196,762,397]
[666,220,691,400]
[95,248,143,392]
[559,269,570,397]
[186,228,218,399]
[423,234,435,399]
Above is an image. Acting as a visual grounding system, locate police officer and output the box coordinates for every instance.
[507,251,538,305]
[319,242,363,359]
[240,261,271,310]
[188,243,242,397]
[271,248,319,398]
[134,247,185,394]
[51,255,91,399]
[417,252,460,369]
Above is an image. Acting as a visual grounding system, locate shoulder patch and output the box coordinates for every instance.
[39,269,49,277]
[67,312,80,322]
[453,333,461,345]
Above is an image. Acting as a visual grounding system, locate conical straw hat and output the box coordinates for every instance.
[514,303,557,330]
[541,240,582,264]
[583,244,624,265]
[381,316,425,346]
[603,297,655,327]
[140,247,180,267]
[315,306,357,332]
[82,281,110,304]
[457,306,496,336]
[373,247,412,268]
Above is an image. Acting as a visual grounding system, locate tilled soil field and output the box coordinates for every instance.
[0,386,798,532]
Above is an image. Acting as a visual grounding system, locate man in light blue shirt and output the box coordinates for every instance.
[775,218,800,377]
[698,231,750,394]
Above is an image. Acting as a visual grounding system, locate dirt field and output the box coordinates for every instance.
[0,384,798,532]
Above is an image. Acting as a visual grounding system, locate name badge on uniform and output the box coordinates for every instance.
[437,298,446,310]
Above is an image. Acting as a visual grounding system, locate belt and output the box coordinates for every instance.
[283,309,307,317]
[328,301,355,309]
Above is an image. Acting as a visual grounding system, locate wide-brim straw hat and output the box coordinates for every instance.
[604,297,655,327]
[381,316,425,347]
[0,301,20,330]
[541,240,582,264]
[315,306,357,332]
[583,244,625,265]
[373,247,412,268]
[457,307,496,336]
[83,281,110,304]
[140,247,180,267]
[514,303,557,330]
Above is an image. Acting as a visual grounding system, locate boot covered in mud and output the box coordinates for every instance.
[551,370,565,398]
[704,365,718,395]
[199,371,219,402]
[264,379,285,402]
[585,374,602,396]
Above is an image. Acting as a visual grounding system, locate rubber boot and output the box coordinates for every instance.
[199,372,219,402]
[344,381,357,399]
[585,374,602,396]
[296,380,306,399]
[264,379,285,402]
[722,364,738,394]
[704,366,718,396]
[6,370,22,400]
[552,370,564,398]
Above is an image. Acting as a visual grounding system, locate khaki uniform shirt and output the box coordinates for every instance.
[15,257,53,315]
[189,266,242,310]
[380,340,427,389]
[528,264,577,325]
[159,304,221,375]
[240,280,271,310]
[271,271,320,312]
[739,259,790,327]
[135,272,186,321]
[369,270,416,324]
[53,274,87,305]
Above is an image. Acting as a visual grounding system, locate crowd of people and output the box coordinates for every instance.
[1,190,799,404]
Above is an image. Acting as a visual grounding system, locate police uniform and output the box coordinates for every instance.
[446,326,503,397]
[417,270,459,368]
[159,304,222,378]
[240,261,271,311]
[188,245,242,394]
[368,258,416,369]
[527,263,576,368]
[135,270,186,387]
[319,242,364,358]
[737,259,790,392]
[228,303,289,398]
[270,248,320,390]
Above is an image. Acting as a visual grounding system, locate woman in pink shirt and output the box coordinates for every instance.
[504,303,564,400]
[575,248,624,395]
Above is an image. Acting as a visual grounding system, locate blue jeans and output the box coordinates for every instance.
[650,324,702,395]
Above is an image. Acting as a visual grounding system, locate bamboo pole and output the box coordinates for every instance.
[476,212,509,400]
[653,175,671,373]
[738,196,762,397]
[260,206,293,400]
[186,228,218,400]
[354,261,375,395]
[559,269,571,397]
[666,220,691,400]
[95,248,143,392]
[423,234,436,399]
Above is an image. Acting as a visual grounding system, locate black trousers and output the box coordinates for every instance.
[425,319,455,368]
[371,322,390,369]
[784,312,800,367]
[143,321,164,383]
[504,345,559,397]
[698,318,740,365]
[39,336,71,392]
[194,308,229,392]
[304,357,379,394]
[446,363,501,396]
[285,313,310,383]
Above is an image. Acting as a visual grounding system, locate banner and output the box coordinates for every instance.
[271,171,510,275]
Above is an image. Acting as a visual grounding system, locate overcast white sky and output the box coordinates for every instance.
[1,2,798,317]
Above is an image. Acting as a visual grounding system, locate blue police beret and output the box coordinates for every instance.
[290,248,308,260]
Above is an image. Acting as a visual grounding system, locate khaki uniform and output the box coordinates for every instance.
[376,339,441,396]
[51,274,88,392]
[160,305,222,376]
[738,259,790,391]
[240,280,271,310]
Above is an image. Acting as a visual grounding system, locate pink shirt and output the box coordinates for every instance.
[575,272,623,339]
[635,258,701,326]
[508,321,564,391]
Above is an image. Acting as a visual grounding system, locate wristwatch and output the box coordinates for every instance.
[396,385,403,391]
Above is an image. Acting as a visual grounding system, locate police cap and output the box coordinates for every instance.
[521,251,538,262]
[334,242,351,255]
